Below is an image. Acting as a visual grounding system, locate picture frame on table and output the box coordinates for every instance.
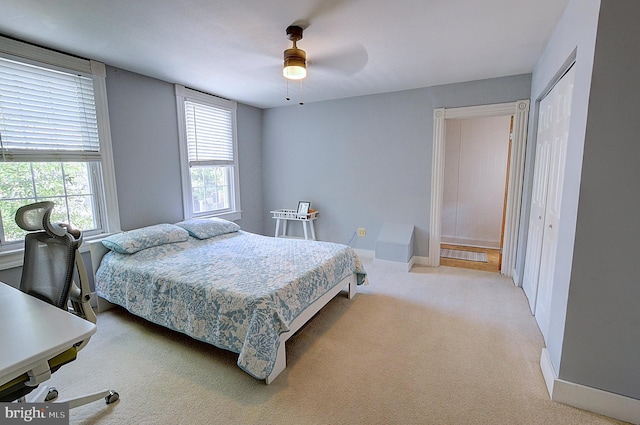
[297,201,311,218]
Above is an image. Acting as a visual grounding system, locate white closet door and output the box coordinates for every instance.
[522,103,553,313]
[534,66,574,341]
[522,65,575,342]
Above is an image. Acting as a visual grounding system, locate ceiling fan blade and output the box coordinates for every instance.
[304,0,360,22]
[288,0,363,30]
[309,43,368,76]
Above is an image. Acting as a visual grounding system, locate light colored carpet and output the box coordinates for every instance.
[51,258,627,425]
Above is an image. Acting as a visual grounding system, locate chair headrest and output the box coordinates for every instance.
[15,201,69,238]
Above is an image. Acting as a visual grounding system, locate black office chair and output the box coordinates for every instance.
[0,201,118,407]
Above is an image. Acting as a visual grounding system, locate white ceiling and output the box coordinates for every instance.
[0,0,568,109]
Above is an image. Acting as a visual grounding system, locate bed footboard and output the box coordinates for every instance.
[265,273,357,384]
[88,239,116,312]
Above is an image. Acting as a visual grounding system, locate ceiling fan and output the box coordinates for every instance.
[279,22,368,104]
[280,22,368,79]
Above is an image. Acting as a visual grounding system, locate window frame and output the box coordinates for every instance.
[0,37,120,269]
[175,85,241,221]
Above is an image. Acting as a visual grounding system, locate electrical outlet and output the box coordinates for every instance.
[357,228,366,237]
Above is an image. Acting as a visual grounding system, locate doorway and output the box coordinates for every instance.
[428,100,530,277]
[439,115,512,272]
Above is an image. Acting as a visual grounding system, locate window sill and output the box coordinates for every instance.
[0,249,24,270]
[0,233,115,271]
[195,210,241,222]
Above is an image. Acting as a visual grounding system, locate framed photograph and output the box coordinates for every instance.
[297,201,311,218]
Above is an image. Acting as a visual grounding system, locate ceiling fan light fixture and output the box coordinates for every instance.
[283,48,307,80]
[283,25,307,80]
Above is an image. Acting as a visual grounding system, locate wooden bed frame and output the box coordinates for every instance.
[88,240,357,384]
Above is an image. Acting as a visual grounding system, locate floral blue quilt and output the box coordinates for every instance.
[95,231,366,380]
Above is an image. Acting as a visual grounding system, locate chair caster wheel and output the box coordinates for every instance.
[45,388,59,402]
[105,390,119,404]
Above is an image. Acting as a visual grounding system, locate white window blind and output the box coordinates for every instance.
[184,100,234,166]
[0,36,120,266]
[0,56,100,162]
[175,85,240,221]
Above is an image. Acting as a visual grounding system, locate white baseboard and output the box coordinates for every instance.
[540,348,558,398]
[540,348,640,424]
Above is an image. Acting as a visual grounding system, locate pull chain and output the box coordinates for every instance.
[284,78,304,105]
[299,80,304,105]
[285,78,290,101]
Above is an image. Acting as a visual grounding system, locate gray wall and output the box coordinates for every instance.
[106,67,184,229]
[522,0,640,400]
[105,66,264,234]
[262,75,531,257]
[235,103,265,234]
[562,0,640,399]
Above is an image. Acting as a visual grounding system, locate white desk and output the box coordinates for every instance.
[271,209,318,240]
[0,283,96,388]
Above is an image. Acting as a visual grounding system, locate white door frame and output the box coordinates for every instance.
[428,100,530,277]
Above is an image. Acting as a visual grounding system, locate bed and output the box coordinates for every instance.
[89,218,366,384]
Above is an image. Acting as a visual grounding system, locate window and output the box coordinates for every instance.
[0,37,120,266]
[0,162,101,243]
[175,85,240,220]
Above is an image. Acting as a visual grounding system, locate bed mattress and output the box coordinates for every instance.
[95,230,366,379]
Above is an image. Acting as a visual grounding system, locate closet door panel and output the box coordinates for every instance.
[534,66,574,341]
[522,100,553,314]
